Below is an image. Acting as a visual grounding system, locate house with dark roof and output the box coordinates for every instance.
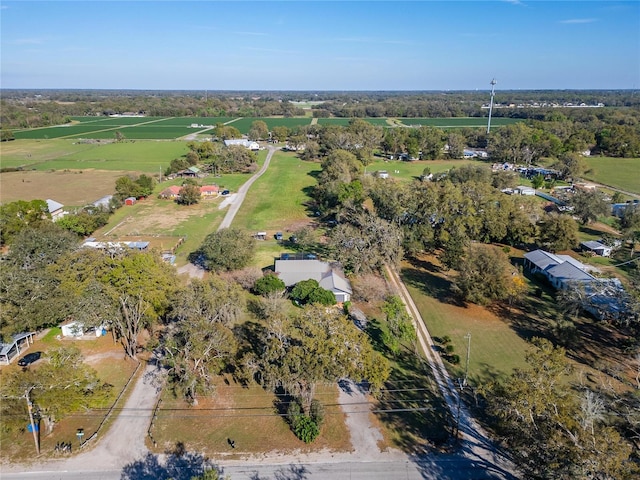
[580,240,612,257]
[524,249,597,289]
[274,259,352,303]
[523,249,628,321]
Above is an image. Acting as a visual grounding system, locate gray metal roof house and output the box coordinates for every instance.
[274,259,352,303]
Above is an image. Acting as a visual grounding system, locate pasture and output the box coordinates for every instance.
[0,139,189,173]
[582,156,640,195]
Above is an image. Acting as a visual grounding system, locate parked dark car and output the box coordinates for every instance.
[275,232,283,241]
[17,351,42,367]
[221,190,230,196]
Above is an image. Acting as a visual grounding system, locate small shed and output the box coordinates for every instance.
[124,197,137,206]
[61,321,107,338]
[515,186,536,196]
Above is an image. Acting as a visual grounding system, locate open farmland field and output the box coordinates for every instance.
[582,156,640,195]
[316,118,391,127]
[79,125,193,139]
[0,169,128,206]
[68,116,167,125]
[149,116,234,126]
[0,139,189,173]
[0,139,99,169]
[227,117,313,134]
[399,117,520,128]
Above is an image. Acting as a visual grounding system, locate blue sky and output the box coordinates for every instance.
[1,1,639,90]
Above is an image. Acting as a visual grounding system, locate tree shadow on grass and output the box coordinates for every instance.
[375,350,451,453]
[120,442,222,480]
[401,266,463,306]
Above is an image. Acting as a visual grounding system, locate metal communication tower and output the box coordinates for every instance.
[486,78,497,134]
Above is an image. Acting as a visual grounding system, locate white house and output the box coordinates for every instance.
[46,199,66,221]
[223,139,260,151]
[274,259,352,303]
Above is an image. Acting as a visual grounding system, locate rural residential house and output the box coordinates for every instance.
[274,259,352,303]
[159,185,219,199]
[580,240,612,257]
[224,139,260,151]
[523,249,628,320]
[524,249,596,289]
[46,198,66,221]
[199,185,220,197]
[159,185,182,199]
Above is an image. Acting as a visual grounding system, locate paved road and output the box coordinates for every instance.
[0,457,514,480]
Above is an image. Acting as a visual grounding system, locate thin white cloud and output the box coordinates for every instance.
[559,18,597,24]
[502,0,526,6]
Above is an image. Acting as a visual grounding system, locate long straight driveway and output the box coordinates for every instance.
[217,145,277,230]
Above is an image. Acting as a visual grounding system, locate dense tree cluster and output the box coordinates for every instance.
[485,338,638,479]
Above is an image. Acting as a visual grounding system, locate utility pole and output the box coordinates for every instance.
[463,333,471,387]
[25,389,40,455]
[486,78,497,134]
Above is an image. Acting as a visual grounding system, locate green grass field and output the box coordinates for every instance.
[398,117,520,128]
[316,118,391,127]
[582,156,640,195]
[1,139,189,173]
[366,158,478,180]
[232,151,319,233]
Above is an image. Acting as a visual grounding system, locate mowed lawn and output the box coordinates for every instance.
[401,255,532,384]
[150,379,351,457]
[232,151,319,233]
[582,156,640,195]
[366,158,477,181]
